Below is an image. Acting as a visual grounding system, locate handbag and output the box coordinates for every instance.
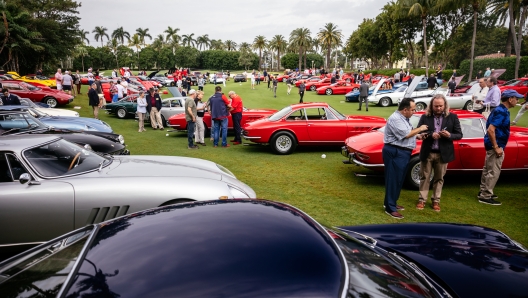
[482,104,491,119]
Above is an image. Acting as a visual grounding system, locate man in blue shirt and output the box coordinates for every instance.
[383,98,428,219]
[483,67,491,78]
[475,77,500,114]
[478,89,524,205]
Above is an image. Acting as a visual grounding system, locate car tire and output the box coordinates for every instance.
[464,100,473,110]
[379,97,392,107]
[43,97,58,108]
[415,102,427,112]
[116,107,127,119]
[405,155,433,189]
[270,131,297,155]
[161,115,167,127]
[282,78,287,83]
[325,88,333,95]
[310,85,316,91]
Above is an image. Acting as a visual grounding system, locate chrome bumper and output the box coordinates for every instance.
[242,135,261,140]
[341,146,384,168]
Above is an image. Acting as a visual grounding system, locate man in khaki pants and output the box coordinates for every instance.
[146,88,164,130]
[415,94,462,212]
[478,89,524,205]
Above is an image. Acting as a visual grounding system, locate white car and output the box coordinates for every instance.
[410,87,474,111]
[209,73,225,84]
[368,80,432,107]
[19,98,79,117]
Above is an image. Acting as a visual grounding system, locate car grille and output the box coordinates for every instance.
[85,205,130,225]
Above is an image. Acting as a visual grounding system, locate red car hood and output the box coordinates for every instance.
[345,128,420,157]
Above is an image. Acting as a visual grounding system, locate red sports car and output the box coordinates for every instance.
[304,78,334,91]
[242,102,386,155]
[341,110,528,189]
[276,74,295,83]
[316,82,361,95]
[1,80,74,107]
[499,78,528,97]
[167,107,278,134]
[295,77,321,87]
[101,82,139,103]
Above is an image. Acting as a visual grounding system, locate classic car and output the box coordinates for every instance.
[411,87,474,111]
[105,95,187,125]
[1,199,526,298]
[242,102,386,155]
[276,73,295,83]
[295,76,321,87]
[0,135,256,252]
[209,73,226,84]
[316,81,361,95]
[499,78,528,97]
[291,74,313,83]
[304,77,334,91]
[19,98,79,117]
[345,83,401,102]
[168,107,278,135]
[150,73,173,86]
[341,109,528,188]
[7,72,57,88]
[368,80,432,107]
[454,69,507,93]
[233,74,247,82]
[100,80,141,103]
[0,109,128,155]
[1,80,74,108]
[0,106,114,133]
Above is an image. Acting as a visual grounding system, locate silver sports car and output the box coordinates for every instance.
[0,135,256,249]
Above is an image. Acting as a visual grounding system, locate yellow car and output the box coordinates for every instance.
[7,71,57,88]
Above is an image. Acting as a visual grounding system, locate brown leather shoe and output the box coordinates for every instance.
[385,211,404,219]
[416,201,425,210]
[432,202,440,212]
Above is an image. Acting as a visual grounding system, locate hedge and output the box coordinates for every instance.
[363,68,454,81]
[458,56,528,81]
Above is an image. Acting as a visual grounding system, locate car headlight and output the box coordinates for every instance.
[118,135,125,144]
[228,185,250,199]
[216,164,235,178]
[84,144,92,150]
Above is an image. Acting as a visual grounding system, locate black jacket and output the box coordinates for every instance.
[146,93,162,113]
[417,113,463,163]
[427,77,437,89]
[88,88,100,106]
[1,94,21,105]
[448,80,456,92]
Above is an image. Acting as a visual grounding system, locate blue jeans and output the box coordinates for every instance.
[187,121,196,147]
[383,144,411,213]
[213,118,228,146]
[112,94,118,102]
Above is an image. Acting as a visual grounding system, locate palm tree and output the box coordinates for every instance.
[507,0,527,78]
[111,26,130,46]
[197,34,211,50]
[182,34,196,47]
[129,33,142,70]
[269,35,287,71]
[225,40,237,51]
[317,23,343,70]
[253,35,267,71]
[74,45,89,72]
[151,38,164,70]
[92,26,109,48]
[164,26,180,43]
[289,28,311,70]
[399,0,437,76]
[108,38,119,67]
[210,39,225,50]
[78,30,90,45]
[239,42,251,51]
[311,38,321,54]
[136,27,152,46]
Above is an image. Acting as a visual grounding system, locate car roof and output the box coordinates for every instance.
[289,102,330,109]
[414,109,486,118]
[0,134,60,152]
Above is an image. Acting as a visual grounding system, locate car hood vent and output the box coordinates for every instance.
[86,205,130,225]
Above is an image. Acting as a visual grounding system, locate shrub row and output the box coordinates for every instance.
[458,56,528,81]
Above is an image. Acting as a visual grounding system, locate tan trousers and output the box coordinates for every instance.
[419,152,447,203]
[137,112,145,131]
[479,149,505,198]
[195,117,205,143]
[150,107,163,129]
[92,106,99,119]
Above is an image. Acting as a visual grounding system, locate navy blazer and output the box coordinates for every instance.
[1,94,21,106]
[146,93,162,113]
[417,112,463,163]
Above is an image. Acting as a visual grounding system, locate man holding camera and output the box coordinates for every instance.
[416,94,462,212]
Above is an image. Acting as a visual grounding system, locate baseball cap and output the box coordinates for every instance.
[188,89,196,95]
[502,89,524,98]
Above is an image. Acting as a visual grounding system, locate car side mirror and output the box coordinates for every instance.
[19,173,40,185]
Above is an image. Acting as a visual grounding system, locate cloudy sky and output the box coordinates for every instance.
[78,0,387,46]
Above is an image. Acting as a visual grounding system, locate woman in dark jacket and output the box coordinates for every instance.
[88,83,101,119]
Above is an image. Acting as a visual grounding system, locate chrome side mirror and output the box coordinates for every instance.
[19,173,40,185]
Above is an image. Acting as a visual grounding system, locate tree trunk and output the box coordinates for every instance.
[469,10,478,80]
[326,47,331,70]
[509,0,522,78]
[258,49,262,71]
[505,25,513,57]
[277,50,280,71]
[137,50,140,71]
[298,47,302,70]
[422,17,429,77]
[303,49,307,70]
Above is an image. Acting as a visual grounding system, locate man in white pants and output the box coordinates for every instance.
[194,91,207,146]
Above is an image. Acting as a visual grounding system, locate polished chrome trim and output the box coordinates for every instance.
[351,154,384,167]
[0,241,44,248]
[242,135,261,140]
[168,124,181,128]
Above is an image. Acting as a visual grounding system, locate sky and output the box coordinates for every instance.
[78,0,387,47]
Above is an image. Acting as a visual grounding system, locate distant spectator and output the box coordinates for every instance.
[483,67,491,78]
[109,81,118,102]
[394,71,400,83]
[512,92,528,126]
[136,91,147,132]
[228,91,243,145]
[55,68,63,91]
[358,81,369,111]
[476,70,483,79]
[299,81,305,103]
[88,83,101,119]
[272,76,278,98]
[146,87,163,130]
[427,74,437,90]
[75,70,82,95]
[447,77,456,94]
[195,91,206,146]
[61,71,73,95]
[0,88,21,105]
[185,89,199,149]
[116,80,126,100]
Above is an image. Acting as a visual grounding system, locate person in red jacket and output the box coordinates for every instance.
[228,91,243,145]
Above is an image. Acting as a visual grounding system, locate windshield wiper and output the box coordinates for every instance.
[98,153,113,172]
[1,128,21,135]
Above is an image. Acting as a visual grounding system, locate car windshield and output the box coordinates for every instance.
[19,98,38,108]
[327,105,346,120]
[269,106,292,121]
[378,115,420,133]
[20,82,39,91]
[0,112,47,135]
[396,86,407,92]
[24,139,111,177]
[503,79,520,86]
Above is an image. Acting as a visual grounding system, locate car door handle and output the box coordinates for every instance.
[459,143,471,147]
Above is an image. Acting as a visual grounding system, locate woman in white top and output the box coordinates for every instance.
[136,91,148,132]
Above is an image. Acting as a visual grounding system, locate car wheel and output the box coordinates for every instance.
[379,97,392,107]
[464,100,473,110]
[161,115,167,127]
[353,87,359,92]
[43,97,58,108]
[325,88,333,95]
[415,102,427,111]
[116,108,127,119]
[282,78,287,83]
[405,156,433,189]
[270,131,297,155]
[310,85,316,91]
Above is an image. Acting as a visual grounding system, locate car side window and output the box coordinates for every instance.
[460,118,485,139]
[286,109,305,121]
[4,83,22,91]
[0,152,27,182]
[171,99,182,108]
[162,100,171,108]
[305,108,327,120]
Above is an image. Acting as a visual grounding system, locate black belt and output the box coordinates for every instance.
[386,143,412,152]
[430,149,440,153]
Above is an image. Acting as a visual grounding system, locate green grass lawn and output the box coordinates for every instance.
[65,80,528,246]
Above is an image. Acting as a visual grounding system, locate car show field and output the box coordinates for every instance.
[27,78,527,249]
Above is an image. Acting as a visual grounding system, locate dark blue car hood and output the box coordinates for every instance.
[339,223,528,298]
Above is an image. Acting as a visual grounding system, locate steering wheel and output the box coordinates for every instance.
[68,152,81,171]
